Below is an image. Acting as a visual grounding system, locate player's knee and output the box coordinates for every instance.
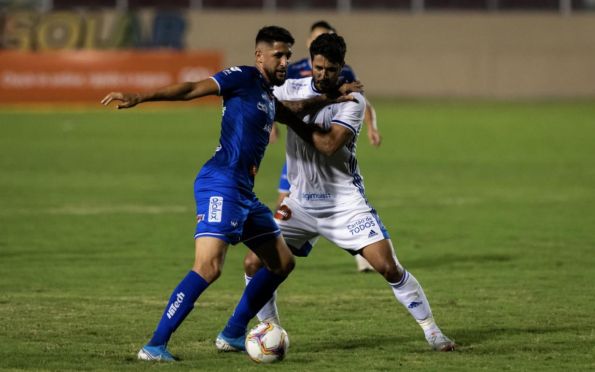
[244,251,264,276]
[271,255,295,277]
[193,262,223,283]
[376,262,402,282]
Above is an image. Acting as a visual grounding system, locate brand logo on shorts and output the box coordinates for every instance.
[274,205,292,221]
[368,229,378,238]
[208,196,223,222]
[347,216,377,236]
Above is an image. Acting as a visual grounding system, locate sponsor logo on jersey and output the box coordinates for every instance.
[208,196,223,222]
[302,192,332,201]
[166,292,185,319]
[257,101,268,113]
[347,216,377,235]
[274,205,292,221]
[196,214,204,223]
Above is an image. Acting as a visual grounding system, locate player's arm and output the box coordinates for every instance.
[279,80,363,116]
[275,101,353,157]
[310,123,353,157]
[364,98,381,147]
[101,78,219,109]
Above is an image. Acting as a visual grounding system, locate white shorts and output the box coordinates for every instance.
[274,195,390,256]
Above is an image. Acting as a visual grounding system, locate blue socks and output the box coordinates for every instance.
[222,267,286,338]
[148,271,209,346]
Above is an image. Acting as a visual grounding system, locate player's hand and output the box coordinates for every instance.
[101,92,142,109]
[333,94,359,104]
[338,80,364,95]
[367,128,382,147]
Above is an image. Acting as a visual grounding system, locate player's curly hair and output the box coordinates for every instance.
[256,26,295,46]
[309,33,346,65]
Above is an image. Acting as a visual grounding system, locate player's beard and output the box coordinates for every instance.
[314,77,333,93]
[269,68,287,86]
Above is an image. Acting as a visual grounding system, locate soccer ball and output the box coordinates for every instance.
[245,322,289,363]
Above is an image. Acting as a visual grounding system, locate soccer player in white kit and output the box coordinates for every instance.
[235,33,456,352]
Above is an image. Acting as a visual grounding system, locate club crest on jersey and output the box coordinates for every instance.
[347,216,376,236]
[274,205,292,221]
[208,196,223,222]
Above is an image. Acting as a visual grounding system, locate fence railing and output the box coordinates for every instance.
[2,0,593,14]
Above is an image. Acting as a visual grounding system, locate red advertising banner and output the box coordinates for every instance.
[0,51,222,103]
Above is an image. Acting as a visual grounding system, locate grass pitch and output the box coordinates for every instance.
[0,101,594,371]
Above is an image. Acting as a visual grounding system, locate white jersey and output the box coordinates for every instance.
[273,77,366,208]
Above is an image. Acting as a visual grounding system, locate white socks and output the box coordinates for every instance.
[389,271,442,337]
[245,274,280,324]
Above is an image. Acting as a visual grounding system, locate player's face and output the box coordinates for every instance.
[311,54,343,93]
[256,41,293,86]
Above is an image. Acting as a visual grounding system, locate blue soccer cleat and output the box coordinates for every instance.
[137,344,177,361]
[215,332,246,352]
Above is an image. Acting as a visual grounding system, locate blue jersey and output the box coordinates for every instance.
[193,65,280,245]
[286,57,357,82]
[198,66,276,195]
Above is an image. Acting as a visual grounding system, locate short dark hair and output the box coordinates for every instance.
[255,26,295,46]
[310,20,336,33]
[309,33,346,65]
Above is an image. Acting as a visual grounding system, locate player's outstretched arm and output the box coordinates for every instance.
[101,78,220,109]
[280,80,363,116]
[364,98,381,147]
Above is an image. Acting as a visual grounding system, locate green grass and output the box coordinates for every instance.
[0,101,594,371]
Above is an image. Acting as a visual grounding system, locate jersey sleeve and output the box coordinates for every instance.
[331,93,365,135]
[211,66,252,96]
[273,82,291,101]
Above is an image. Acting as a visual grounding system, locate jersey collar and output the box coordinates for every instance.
[310,78,322,94]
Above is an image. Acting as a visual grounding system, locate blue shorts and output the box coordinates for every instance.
[194,184,280,249]
[278,162,290,193]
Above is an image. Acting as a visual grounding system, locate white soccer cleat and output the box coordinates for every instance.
[355,255,374,272]
[215,332,246,352]
[426,332,456,352]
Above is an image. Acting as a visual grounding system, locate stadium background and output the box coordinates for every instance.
[1,1,594,371]
[2,0,595,100]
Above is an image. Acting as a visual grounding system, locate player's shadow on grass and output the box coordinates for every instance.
[406,253,513,270]
[451,324,582,352]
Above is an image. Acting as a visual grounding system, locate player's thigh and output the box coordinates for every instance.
[193,236,229,283]
[249,235,295,276]
[359,239,403,279]
[274,197,319,257]
[317,198,389,253]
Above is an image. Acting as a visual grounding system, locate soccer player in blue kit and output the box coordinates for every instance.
[101,26,359,361]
